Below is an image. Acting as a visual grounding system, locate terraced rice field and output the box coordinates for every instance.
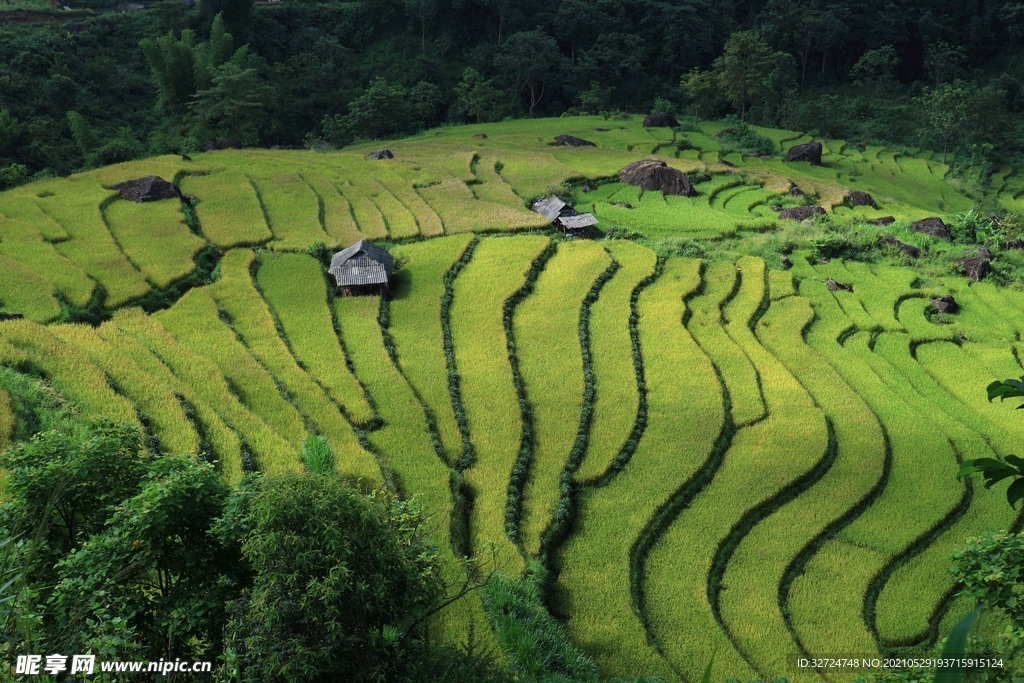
[3,117,1024,682]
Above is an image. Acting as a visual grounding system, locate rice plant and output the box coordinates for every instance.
[388,235,475,464]
[514,240,611,557]
[104,198,206,289]
[558,258,714,680]
[50,323,200,457]
[178,169,272,248]
[210,249,382,486]
[257,252,376,426]
[574,240,657,483]
[450,235,549,570]
[250,172,333,251]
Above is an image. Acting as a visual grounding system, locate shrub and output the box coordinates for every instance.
[717,123,775,157]
[947,208,991,244]
[653,236,707,259]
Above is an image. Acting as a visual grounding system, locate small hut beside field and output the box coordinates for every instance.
[533,196,598,236]
[329,240,394,296]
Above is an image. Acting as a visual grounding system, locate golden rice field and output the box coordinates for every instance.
[2,117,1024,682]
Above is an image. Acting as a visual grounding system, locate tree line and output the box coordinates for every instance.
[2,0,1024,187]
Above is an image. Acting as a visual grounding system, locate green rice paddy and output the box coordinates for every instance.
[2,116,1024,682]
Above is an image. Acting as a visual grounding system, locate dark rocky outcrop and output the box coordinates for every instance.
[880,235,920,258]
[957,256,991,281]
[931,295,958,314]
[781,256,793,270]
[643,113,679,128]
[826,278,853,292]
[778,205,826,221]
[911,217,952,241]
[789,184,805,196]
[786,142,823,166]
[847,190,878,208]
[108,176,182,203]
[554,134,596,147]
[974,246,994,259]
[1004,238,1024,250]
[618,159,696,197]
[0,313,24,321]
[366,148,395,160]
[868,216,896,226]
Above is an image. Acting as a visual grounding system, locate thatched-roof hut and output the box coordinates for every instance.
[532,196,598,236]
[329,240,394,296]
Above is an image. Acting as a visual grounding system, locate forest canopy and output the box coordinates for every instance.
[1,0,1024,186]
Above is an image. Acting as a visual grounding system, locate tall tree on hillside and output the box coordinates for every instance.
[189,63,273,147]
[917,80,975,164]
[198,0,252,36]
[405,0,437,57]
[495,30,564,116]
[682,68,715,124]
[715,30,773,121]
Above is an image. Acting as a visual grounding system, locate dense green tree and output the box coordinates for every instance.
[494,30,564,116]
[51,456,235,661]
[715,30,774,121]
[917,79,979,163]
[341,77,410,140]
[189,62,273,146]
[219,474,444,682]
[451,67,512,123]
[682,68,715,124]
[849,46,901,85]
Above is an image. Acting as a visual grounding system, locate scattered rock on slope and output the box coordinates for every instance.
[643,113,679,128]
[911,217,952,241]
[786,142,823,166]
[846,190,878,208]
[789,184,805,196]
[554,134,596,147]
[618,159,696,197]
[931,295,958,314]
[957,256,991,281]
[366,148,394,160]
[108,176,182,203]
[880,235,920,258]
[778,205,826,221]
[868,216,896,226]
[826,278,853,292]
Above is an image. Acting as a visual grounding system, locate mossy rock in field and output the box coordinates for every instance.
[108,176,181,203]
[618,159,695,197]
[957,256,991,281]
[931,295,958,313]
[366,149,395,160]
[880,235,920,258]
[868,216,896,226]
[778,205,826,221]
[554,134,596,147]
[643,112,678,127]
[846,190,878,208]
[786,141,823,166]
[911,217,952,241]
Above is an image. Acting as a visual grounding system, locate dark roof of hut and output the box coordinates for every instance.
[559,213,598,229]
[329,240,395,287]
[533,196,568,221]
